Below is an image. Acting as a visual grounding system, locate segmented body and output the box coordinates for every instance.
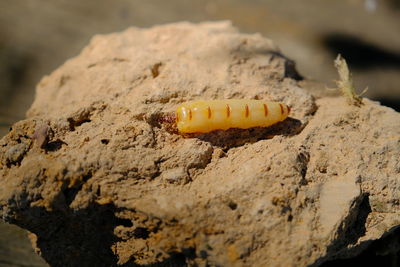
[176,99,290,133]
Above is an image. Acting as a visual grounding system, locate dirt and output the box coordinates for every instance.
[0,22,399,266]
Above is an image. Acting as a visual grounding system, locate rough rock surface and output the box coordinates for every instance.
[0,22,399,266]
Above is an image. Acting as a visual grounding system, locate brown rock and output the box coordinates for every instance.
[0,22,399,266]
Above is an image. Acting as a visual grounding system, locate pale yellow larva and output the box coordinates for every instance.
[176,99,290,133]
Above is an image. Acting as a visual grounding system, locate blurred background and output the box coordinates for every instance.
[0,0,399,266]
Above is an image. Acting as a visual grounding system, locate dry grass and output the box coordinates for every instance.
[334,54,367,106]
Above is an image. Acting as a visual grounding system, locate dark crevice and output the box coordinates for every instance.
[265,51,304,80]
[318,225,400,267]
[101,139,110,144]
[133,227,150,239]
[328,193,371,250]
[16,201,193,267]
[311,194,374,267]
[115,218,133,228]
[68,117,91,131]
[343,194,372,245]
[67,108,93,131]
[228,201,238,210]
[63,172,93,206]
[63,188,79,206]
[17,203,122,267]
[284,58,303,80]
[44,139,66,152]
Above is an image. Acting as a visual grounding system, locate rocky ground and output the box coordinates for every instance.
[1,0,400,137]
[0,22,399,266]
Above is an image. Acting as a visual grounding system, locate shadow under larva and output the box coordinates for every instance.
[193,117,303,149]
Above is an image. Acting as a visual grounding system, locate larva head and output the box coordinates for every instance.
[176,105,191,133]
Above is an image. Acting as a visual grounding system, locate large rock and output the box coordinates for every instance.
[0,22,399,266]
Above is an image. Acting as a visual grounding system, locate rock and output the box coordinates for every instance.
[0,21,399,266]
[4,142,30,166]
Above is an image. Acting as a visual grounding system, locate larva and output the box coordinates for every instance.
[175,99,290,133]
